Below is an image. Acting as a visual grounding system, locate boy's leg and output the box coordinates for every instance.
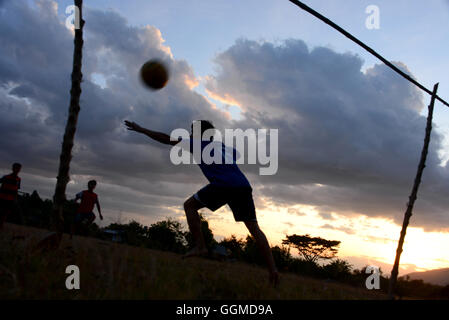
[183,196,207,258]
[87,212,96,224]
[71,213,91,238]
[0,202,11,230]
[84,213,96,236]
[244,221,279,287]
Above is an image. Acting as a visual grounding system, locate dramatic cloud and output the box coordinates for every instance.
[1,1,448,233]
[0,1,229,222]
[206,39,449,231]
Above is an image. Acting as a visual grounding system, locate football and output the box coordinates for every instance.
[139,59,169,90]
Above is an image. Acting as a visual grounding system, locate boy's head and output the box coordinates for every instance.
[12,163,22,175]
[87,180,97,191]
[191,120,215,140]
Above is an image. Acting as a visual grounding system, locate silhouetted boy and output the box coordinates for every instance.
[71,180,103,238]
[124,120,279,287]
[0,163,22,229]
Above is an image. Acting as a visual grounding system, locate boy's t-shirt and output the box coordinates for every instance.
[177,139,251,188]
[0,173,21,201]
[76,190,98,214]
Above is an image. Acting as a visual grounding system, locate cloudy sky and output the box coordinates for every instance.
[1,0,449,275]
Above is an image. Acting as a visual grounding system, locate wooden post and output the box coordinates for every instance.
[388,83,439,299]
[36,1,85,250]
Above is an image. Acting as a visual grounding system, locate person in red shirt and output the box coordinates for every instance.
[0,163,22,230]
[70,180,103,238]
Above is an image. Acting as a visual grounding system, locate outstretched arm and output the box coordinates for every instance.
[124,120,180,146]
[96,198,103,220]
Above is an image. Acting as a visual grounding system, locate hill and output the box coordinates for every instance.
[405,268,449,286]
[0,223,388,300]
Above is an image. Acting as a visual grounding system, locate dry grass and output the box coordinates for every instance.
[0,224,387,300]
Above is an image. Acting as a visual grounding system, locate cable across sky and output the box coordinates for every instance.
[288,0,449,108]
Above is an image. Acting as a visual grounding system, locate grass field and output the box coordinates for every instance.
[0,224,388,300]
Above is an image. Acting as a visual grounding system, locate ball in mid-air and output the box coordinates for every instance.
[140,59,169,90]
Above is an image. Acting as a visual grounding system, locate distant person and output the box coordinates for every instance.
[0,163,22,229]
[71,180,103,238]
[124,120,279,287]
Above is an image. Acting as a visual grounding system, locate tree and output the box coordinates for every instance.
[147,219,188,253]
[106,220,148,246]
[219,235,245,260]
[282,234,340,263]
[322,259,352,280]
[49,0,85,246]
[271,245,293,272]
[242,235,265,266]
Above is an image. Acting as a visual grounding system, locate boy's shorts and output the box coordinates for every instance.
[193,184,257,222]
[74,212,95,224]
